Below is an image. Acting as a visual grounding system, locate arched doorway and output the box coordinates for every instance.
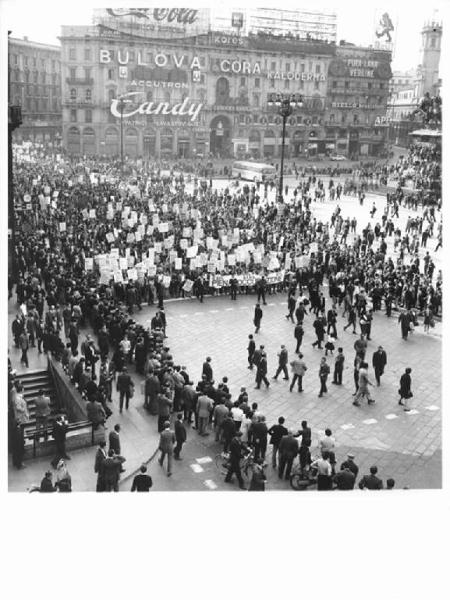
[105,126,119,156]
[67,126,81,154]
[124,127,138,157]
[82,127,96,155]
[209,115,231,157]
[143,127,156,157]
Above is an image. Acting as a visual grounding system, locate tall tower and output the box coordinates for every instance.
[416,20,442,98]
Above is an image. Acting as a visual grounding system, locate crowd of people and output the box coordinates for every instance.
[8,138,441,491]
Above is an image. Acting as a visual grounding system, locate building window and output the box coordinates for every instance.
[253,93,260,106]
[84,48,91,61]
[353,114,359,124]
[14,54,18,64]
[24,56,28,66]
[286,63,290,71]
[129,51,135,61]
[315,64,321,73]
[41,58,45,68]
[85,109,92,123]
[301,63,305,72]
[271,61,276,71]
[52,59,55,70]
[33,57,36,67]
[108,68,115,80]
[70,88,77,100]
[284,79,290,89]
[70,109,77,122]
[84,68,92,80]
[240,76,246,87]
[314,81,320,90]
[380,83,384,89]
[69,67,76,80]
[33,71,38,83]
[69,48,76,60]
[345,81,349,89]
[332,81,337,88]
[85,89,92,101]
[341,113,346,123]
[430,37,436,48]
[330,114,335,123]
[41,72,46,84]
[368,82,372,90]
[255,77,260,88]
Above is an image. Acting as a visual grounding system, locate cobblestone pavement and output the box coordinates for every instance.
[8,183,442,492]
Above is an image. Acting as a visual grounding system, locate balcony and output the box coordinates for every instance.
[63,99,94,107]
[65,77,94,85]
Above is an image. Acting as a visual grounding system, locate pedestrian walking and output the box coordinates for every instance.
[286,292,296,323]
[398,367,413,411]
[372,346,387,386]
[109,424,122,455]
[289,353,307,392]
[116,366,134,413]
[318,357,330,398]
[312,315,325,349]
[343,304,357,334]
[254,303,263,334]
[247,334,256,369]
[352,362,374,406]
[174,413,187,459]
[224,431,247,490]
[255,352,270,389]
[251,415,268,462]
[294,322,304,353]
[158,421,176,477]
[19,331,29,368]
[272,345,289,381]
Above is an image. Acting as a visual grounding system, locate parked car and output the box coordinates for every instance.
[330,154,347,161]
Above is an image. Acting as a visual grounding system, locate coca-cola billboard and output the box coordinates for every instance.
[94,7,211,38]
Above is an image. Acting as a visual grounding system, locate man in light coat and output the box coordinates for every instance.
[158,421,176,477]
[289,353,308,392]
[196,392,213,436]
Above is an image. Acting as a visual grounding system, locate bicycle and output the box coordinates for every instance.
[214,448,256,481]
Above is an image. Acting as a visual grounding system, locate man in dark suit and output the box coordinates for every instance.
[358,465,384,490]
[131,465,153,491]
[247,334,256,369]
[94,441,107,492]
[255,353,270,389]
[109,424,121,455]
[372,346,387,386]
[254,303,263,333]
[174,413,187,459]
[202,357,213,382]
[340,453,359,478]
[224,431,246,490]
[51,414,70,468]
[116,366,134,413]
[334,465,356,490]
[278,430,299,480]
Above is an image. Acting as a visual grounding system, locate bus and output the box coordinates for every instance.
[231,161,277,183]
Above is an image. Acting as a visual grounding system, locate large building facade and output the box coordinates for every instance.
[59,12,391,159]
[8,37,62,143]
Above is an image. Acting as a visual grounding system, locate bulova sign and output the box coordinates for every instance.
[110,92,203,122]
[100,49,203,69]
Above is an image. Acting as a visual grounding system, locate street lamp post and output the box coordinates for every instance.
[118,96,126,170]
[268,93,303,203]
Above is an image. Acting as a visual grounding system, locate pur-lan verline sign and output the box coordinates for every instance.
[111,92,203,122]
